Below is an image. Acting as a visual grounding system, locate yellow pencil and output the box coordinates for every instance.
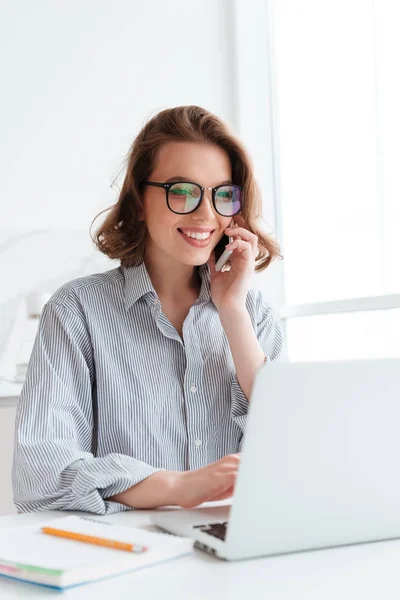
[41,526,148,553]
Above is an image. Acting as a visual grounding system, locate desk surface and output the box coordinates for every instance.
[1,508,400,600]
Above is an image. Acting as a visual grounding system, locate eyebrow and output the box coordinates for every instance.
[165,175,233,186]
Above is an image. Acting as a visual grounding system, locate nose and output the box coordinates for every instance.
[192,189,216,221]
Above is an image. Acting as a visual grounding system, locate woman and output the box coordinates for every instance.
[13,105,285,515]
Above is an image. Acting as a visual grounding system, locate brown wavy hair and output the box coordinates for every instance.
[91,105,283,272]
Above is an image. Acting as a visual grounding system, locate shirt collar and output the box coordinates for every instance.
[122,261,155,310]
[197,263,212,305]
[122,261,212,311]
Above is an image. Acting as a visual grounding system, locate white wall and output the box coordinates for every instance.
[0,0,238,230]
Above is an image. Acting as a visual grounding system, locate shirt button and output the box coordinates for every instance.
[190,385,197,393]
[195,439,202,447]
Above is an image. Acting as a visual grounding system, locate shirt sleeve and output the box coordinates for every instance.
[12,296,162,515]
[230,291,286,440]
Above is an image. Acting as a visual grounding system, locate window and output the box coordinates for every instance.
[270,0,400,360]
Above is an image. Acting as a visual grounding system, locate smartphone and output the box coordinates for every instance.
[214,234,231,269]
[214,220,235,272]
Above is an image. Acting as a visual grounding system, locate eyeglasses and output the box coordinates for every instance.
[142,180,243,217]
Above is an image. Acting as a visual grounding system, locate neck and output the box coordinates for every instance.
[143,247,201,302]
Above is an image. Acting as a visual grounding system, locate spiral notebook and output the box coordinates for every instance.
[0,515,193,590]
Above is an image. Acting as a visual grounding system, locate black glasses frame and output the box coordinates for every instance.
[142,180,243,216]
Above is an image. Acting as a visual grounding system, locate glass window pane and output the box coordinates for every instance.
[273,0,400,304]
[286,309,400,362]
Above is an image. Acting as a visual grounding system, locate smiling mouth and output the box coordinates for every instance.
[178,229,215,241]
[177,229,216,247]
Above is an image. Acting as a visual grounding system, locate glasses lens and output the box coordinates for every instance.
[214,185,242,216]
[168,182,201,214]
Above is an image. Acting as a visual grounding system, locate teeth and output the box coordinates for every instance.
[181,230,212,241]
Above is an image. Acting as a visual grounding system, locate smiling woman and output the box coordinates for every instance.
[138,142,236,274]
[92,106,281,271]
[12,105,286,515]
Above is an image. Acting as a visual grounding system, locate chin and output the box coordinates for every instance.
[177,252,211,267]
[181,258,208,267]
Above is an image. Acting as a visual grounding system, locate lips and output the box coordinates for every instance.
[179,229,213,239]
[178,228,215,248]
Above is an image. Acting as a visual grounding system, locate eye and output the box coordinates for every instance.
[170,187,188,196]
[170,183,199,197]
[217,191,232,200]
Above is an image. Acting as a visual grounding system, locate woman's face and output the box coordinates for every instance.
[142,141,233,267]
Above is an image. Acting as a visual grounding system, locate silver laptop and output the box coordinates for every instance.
[151,358,400,560]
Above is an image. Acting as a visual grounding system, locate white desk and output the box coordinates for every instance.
[1,508,400,600]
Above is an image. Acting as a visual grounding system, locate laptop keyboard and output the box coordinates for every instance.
[193,521,228,541]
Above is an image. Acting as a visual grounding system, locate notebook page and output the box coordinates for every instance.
[41,515,180,546]
[0,516,191,572]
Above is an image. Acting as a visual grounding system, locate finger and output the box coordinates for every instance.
[225,239,254,261]
[207,487,235,502]
[206,471,237,499]
[224,225,257,241]
[224,226,258,253]
[221,453,241,464]
[224,226,254,240]
[213,462,240,473]
[213,454,240,467]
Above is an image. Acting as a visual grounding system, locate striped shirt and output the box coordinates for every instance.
[12,261,285,515]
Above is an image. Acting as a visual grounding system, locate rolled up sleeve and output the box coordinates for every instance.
[230,291,286,439]
[12,298,162,515]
